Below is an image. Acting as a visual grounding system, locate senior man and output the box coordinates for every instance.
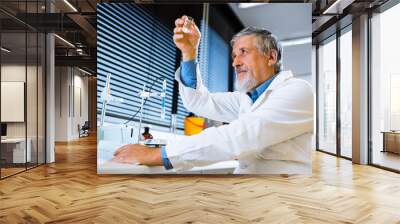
[112,15,314,174]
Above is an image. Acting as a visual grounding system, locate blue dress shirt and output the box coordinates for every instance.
[161,146,173,170]
[246,74,277,103]
[180,60,197,88]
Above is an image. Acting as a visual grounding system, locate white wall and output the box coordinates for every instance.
[1,65,42,137]
[54,67,89,141]
[1,64,46,163]
[72,71,89,138]
[283,43,312,82]
[311,45,317,150]
[1,65,26,138]
[55,66,69,141]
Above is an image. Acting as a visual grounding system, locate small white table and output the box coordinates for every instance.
[1,138,31,163]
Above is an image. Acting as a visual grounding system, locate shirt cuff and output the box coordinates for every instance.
[180,60,197,89]
[161,146,173,170]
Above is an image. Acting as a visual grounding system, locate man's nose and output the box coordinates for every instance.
[232,57,242,68]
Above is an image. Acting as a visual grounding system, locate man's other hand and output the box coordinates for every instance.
[112,144,163,166]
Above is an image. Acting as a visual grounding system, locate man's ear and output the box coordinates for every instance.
[267,49,278,67]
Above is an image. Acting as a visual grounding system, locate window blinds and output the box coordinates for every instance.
[97,3,188,129]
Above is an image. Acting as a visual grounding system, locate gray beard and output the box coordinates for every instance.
[234,74,258,92]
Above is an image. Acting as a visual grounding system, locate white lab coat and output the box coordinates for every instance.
[165,65,314,174]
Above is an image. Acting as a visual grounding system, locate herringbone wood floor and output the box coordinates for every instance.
[1,135,400,224]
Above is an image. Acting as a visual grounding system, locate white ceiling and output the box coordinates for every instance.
[228,3,312,41]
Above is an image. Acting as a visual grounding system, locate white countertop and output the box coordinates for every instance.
[97,125,238,174]
[97,159,238,174]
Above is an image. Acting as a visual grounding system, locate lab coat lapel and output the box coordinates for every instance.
[250,70,294,111]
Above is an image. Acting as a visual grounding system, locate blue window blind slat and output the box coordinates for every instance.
[97,19,176,71]
[97,50,174,82]
[99,5,176,57]
[119,4,177,46]
[97,56,173,88]
[97,20,176,61]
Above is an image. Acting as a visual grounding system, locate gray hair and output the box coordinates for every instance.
[230,27,283,73]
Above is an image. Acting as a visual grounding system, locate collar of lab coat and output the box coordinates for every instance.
[250,70,294,111]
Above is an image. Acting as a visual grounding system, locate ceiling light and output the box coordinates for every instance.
[238,3,269,9]
[78,68,92,76]
[54,34,75,48]
[1,47,11,53]
[322,0,354,15]
[76,48,84,55]
[281,37,311,47]
[63,0,78,12]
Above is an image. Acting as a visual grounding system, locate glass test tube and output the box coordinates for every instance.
[182,16,194,33]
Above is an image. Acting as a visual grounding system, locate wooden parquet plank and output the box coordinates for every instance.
[1,134,400,223]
